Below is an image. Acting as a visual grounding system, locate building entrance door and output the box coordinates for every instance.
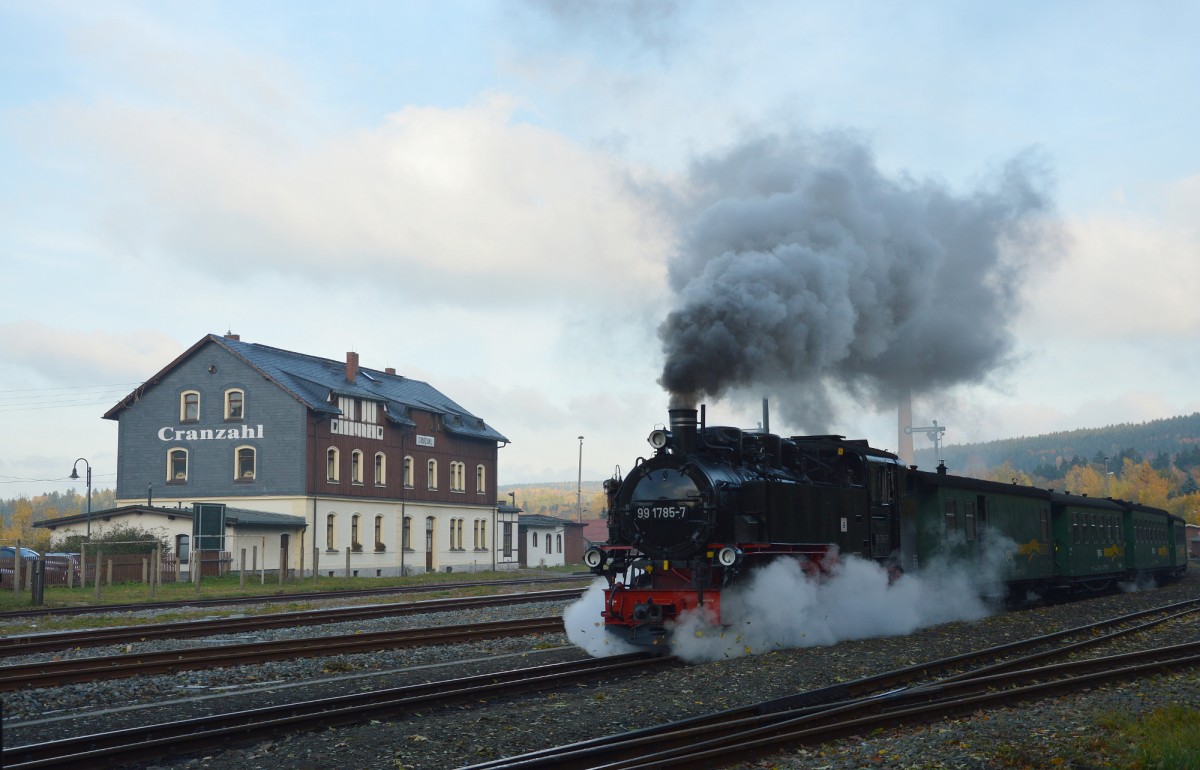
[425,517,434,572]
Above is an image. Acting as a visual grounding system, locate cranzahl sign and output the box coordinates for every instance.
[158,425,264,441]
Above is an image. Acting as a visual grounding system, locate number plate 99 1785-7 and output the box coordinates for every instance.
[636,506,688,520]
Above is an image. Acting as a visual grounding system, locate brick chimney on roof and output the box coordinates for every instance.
[345,351,359,382]
[385,367,396,376]
[224,332,240,341]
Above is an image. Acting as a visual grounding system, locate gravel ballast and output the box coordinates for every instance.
[3,572,1198,769]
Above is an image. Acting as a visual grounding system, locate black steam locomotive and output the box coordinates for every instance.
[584,406,1187,649]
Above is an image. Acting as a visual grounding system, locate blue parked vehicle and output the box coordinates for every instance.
[1,546,40,587]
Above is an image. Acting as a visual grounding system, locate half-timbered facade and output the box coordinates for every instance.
[104,333,510,575]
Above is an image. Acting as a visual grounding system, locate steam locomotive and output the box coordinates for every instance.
[584,407,1189,649]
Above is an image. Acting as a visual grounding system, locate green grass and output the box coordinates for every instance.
[1091,703,1200,769]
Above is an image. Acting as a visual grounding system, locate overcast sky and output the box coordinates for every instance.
[3,1,1200,500]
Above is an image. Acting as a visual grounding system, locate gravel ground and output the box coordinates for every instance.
[4,572,1199,770]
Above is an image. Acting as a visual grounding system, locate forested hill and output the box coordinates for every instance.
[917,413,1200,477]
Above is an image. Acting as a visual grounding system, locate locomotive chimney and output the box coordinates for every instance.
[669,407,699,454]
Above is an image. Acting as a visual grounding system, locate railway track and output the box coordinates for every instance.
[0,616,565,690]
[0,574,591,621]
[1,653,671,770]
[459,597,1200,769]
[0,587,585,655]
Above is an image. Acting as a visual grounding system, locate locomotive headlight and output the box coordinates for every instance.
[583,547,606,569]
[647,429,670,449]
[716,546,741,567]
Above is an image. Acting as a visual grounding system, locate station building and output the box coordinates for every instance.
[91,332,516,576]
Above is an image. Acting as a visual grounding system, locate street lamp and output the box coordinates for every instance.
[576,436,584,523]
[69,458,92,540]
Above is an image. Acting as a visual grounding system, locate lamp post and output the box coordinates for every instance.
[576,436,584,523]
[69,458,92,540]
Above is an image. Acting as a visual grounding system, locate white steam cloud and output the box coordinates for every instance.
[563,579,642,657]
[668,554,997,663]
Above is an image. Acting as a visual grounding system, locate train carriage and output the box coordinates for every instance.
[1049,492,1127,591]
[906,468,1055,589]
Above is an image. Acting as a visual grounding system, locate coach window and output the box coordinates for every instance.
[1040,509,1050,542]
[327,448,340,482]
[963,501,977,541]
[943,500,957,533]
[180,391,200,422]
[427,459,438,490]
[235,446,256,480]
[168,448,188,482]
[326,513,337,552]
[351,450,363,484]
[224,389,245,420]
[374,452,386,486]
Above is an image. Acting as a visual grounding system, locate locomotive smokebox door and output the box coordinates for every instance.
[628,466,711,560]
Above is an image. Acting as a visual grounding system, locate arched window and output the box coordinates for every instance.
[532,531,538,548]
[224,389,245,420]
[351,514,361,549]
[235,446,256,480]
[180,391,200,422]
[326,513,337,551]
[476,464,486,495]
[168,448,188,482]
[556,534,562,553]
[402,516,412,550]
[374,515,384,550]
[450,462,465,492]
[404,456,414,488]
[176,534,190,564]
[351,450,363,484]
[327,448,340,482]
[427,459,438,489]
[546,534,553,554]
[374,452,386,486]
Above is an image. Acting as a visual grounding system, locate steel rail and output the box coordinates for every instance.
[0,574,591,620]
[0,616,566,691]
[460,598,1200,769]
[0,587,585,656]
[1,654,672,770]
[602,645,1200,770]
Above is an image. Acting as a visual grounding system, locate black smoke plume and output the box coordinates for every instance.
[658,130,1059,427]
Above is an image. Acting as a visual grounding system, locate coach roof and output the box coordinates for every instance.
[103,333,508,444]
